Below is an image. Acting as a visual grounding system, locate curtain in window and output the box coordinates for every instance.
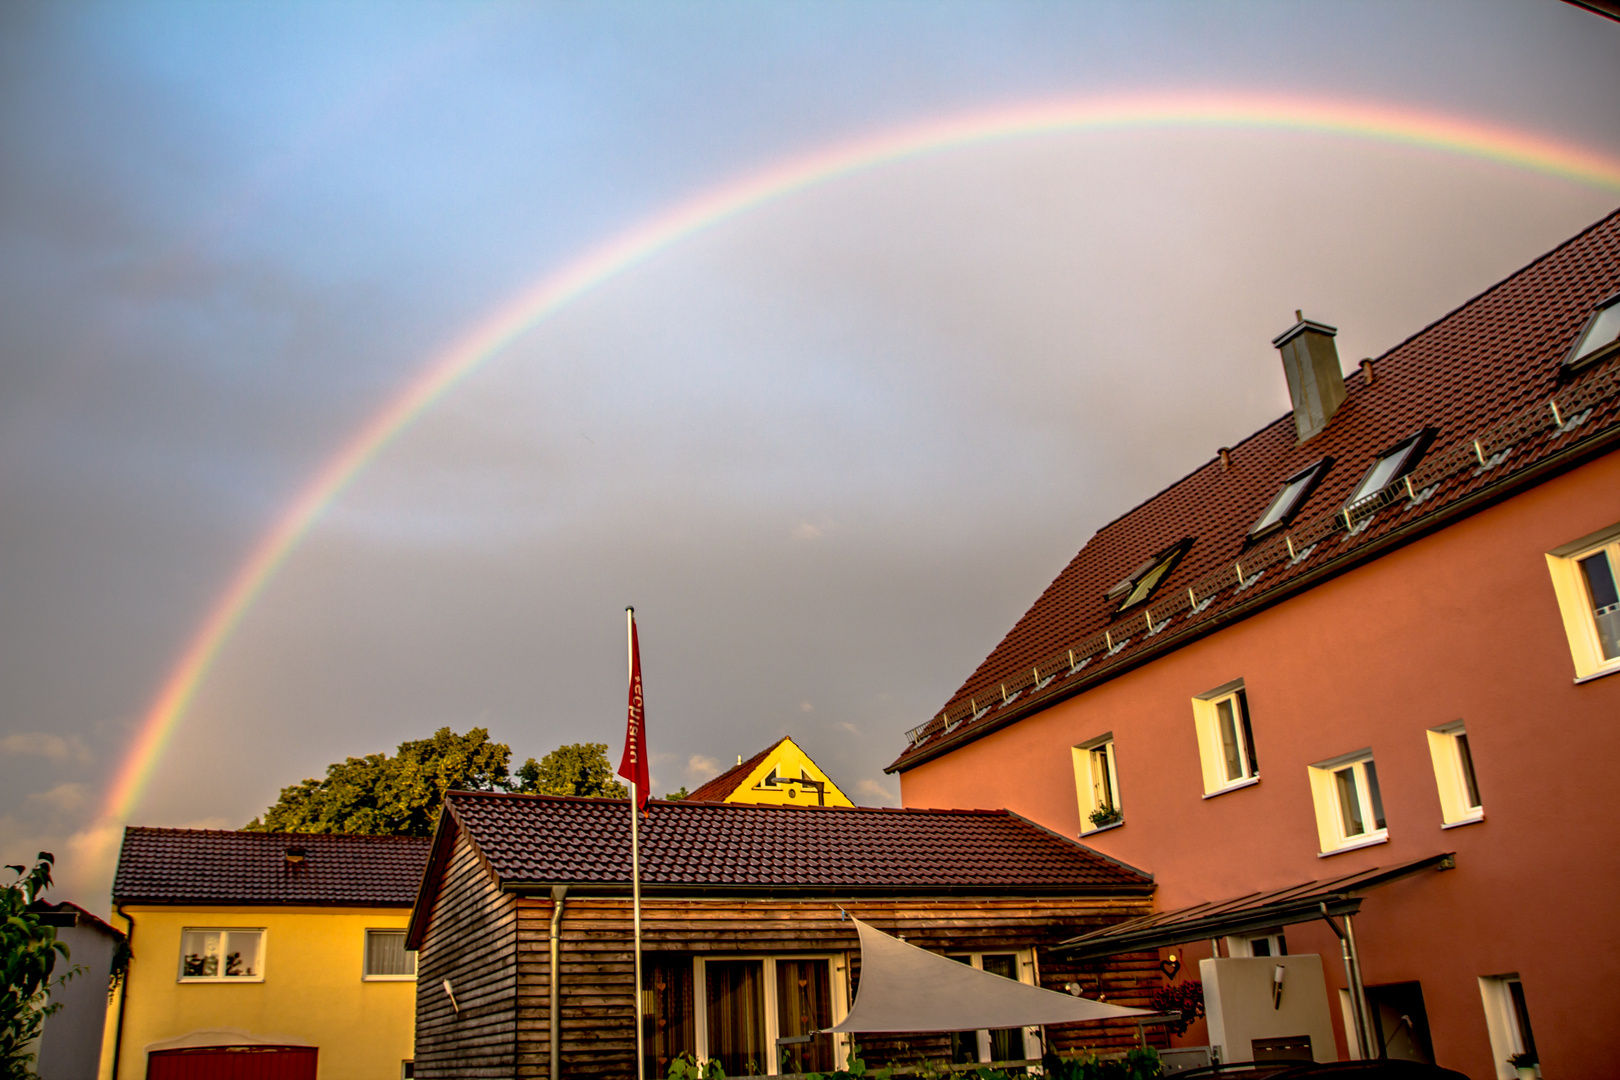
[980,955,1023,1063]
[776,959,834,1074]
[365,931,416,976]
[646,958,695,1078]
[706,960,765,1077]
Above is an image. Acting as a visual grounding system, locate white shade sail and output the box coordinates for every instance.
[828,916,1148,1034]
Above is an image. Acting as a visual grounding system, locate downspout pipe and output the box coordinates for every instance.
[111,905,135,1080]
[550,885,569,1080]
[1319,903,1372,1059]
[1342,914,1373,1057]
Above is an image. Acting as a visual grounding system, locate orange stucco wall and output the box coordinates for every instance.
[899,450,1620,1080]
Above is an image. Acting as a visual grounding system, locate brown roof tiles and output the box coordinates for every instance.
[442,790,1151,892]
[113,827,430,907]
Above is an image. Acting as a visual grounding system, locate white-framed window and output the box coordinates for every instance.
[179,928,264,982]
[1307,750,1387,855]
[1250,459,1329,537]
[1346,432,1426,508]
[681,954,850,1076]
[1226,929,1287,958]
[1192,680,1259,796]
[945,950,1040,1065]
[1072,736,1121,833]
[1479,975,1539,1079]
[1564,291,1620,371]
[364,929,418,980]
[1426,721,1483,828]
[1545,521,1620,681]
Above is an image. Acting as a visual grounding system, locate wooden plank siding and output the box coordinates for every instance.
[492,894,1162,1080]
[415,829,520,1080]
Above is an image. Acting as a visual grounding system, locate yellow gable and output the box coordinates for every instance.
[724,737,853,807]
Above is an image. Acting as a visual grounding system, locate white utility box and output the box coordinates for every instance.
[1200,954,1336,1064]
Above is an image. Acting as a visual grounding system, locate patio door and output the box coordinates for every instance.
[945,951,1038,1065]
[692,955,848,1074]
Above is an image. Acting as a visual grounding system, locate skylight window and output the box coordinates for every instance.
[1566,294,1620,371]
[1249,459,1330,537]
[1346,432,1428,508]
[1105,540,1192,611]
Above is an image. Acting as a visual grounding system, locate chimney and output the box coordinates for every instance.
[1272,311,1345,443]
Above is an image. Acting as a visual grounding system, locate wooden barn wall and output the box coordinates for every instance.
[512,894,1158,1080]
[414,829,519,1079]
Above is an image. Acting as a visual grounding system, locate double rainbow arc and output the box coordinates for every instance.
[94,92,1620,858]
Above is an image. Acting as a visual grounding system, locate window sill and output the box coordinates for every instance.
[1318,832,1388,858]
[178,977,265,984]
[1441,812,1485,830]
[1080,820,1124,838]
[363,975,418,982]
[1574,663,1620,685]
[1202,776,1260,799]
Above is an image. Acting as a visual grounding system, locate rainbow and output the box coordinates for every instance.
[90,92,1620,861]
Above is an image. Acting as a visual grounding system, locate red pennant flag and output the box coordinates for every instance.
[619,609,650,812]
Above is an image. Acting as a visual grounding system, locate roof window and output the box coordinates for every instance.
[1249,458,1331,538]
[1566,293,1620,371]
[1346,431,1429,508]
[1105,540,1192,611]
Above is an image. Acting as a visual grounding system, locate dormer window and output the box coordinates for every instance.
[1105,540,1192,611]
[1566,293,1620,371]
[1346,431,1430,509]
[1249,459,1331,538]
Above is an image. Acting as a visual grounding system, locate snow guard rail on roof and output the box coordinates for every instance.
[905,354,1620,753]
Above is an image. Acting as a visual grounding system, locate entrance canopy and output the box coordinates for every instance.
[827,916,1147,1034]
[1057,853,1454,961]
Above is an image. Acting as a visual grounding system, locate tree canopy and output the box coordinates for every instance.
[513,742,627,799]
[247,729,626,836]
[1,853,72,1080]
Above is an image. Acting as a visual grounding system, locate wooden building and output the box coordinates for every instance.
[888,209,1620,1077]
[406,791,1162,1080]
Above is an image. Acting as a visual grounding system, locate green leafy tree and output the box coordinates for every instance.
[1,854,75,1080]
[247,727,515,836]
[514,743,628,798]
[665,786,690,800]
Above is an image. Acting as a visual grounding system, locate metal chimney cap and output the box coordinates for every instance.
[1272,317,1339,349]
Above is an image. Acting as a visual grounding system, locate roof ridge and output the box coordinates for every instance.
[123,825,430,842]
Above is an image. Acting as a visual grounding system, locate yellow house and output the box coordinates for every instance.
[686,736,854,806]
[102,828,429,1080]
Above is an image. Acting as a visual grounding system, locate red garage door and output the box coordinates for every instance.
[148,1046,318,1080]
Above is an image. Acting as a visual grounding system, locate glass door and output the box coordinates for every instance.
[705,960,766,1076]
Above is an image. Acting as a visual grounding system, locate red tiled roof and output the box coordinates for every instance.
[113,827,431,907]
[890,207,1620,772]
[442,790,1152,892]
[686,738,789,802]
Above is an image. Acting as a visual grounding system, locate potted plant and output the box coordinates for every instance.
[1507,1050,1538,1080]
[1089,803,1122,828]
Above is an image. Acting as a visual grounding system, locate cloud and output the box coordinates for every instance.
[855,778,898,806]
[0,733,90,764]
[792,519,838,542]
[800,702,814,713]
[685,755,721,782]
[28,783,89,813]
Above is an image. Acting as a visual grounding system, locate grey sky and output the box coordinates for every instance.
[2,0,1617,906]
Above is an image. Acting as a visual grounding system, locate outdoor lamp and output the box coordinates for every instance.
[1272,964,1286,1009]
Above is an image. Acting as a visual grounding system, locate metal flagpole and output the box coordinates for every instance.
[628,608,645,1080]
